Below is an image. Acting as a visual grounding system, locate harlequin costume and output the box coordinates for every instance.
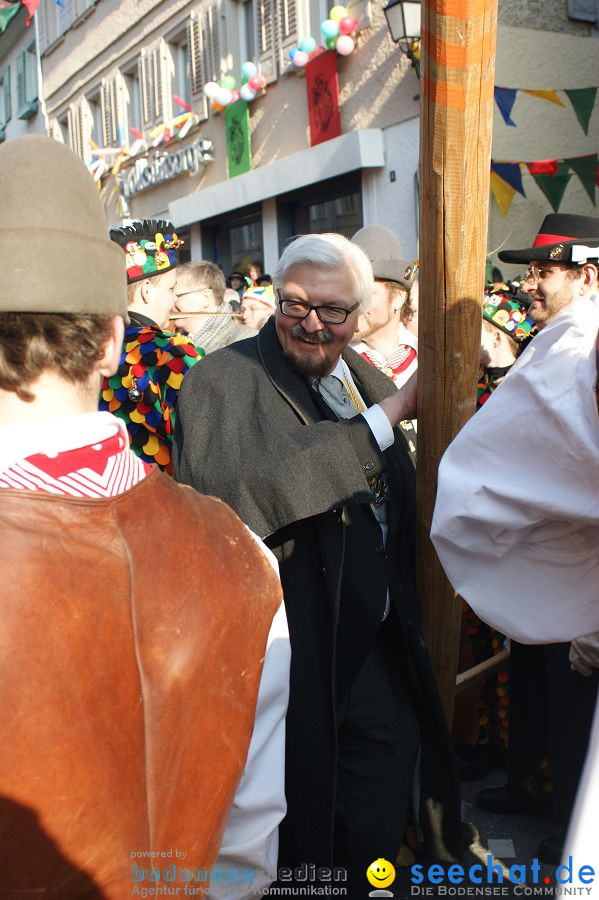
[99,220,201,474]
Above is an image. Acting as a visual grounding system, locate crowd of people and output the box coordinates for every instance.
[1,134,598,898]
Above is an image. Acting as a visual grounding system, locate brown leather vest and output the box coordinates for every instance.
[0,470,282,898]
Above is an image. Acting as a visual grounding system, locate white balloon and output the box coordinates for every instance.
[293,50,309,67]
[215,88,233,106]
[240,83,257,101]
[203,81,220,99]
[335,35,355,55]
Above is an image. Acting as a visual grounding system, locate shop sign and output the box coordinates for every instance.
[121,139,215,198]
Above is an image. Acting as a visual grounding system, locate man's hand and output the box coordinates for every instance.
[569,631,599,676]
[379,371,417,427]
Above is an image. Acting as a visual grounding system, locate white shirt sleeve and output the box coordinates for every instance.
[208,534,290,899]
[361,403,395,451]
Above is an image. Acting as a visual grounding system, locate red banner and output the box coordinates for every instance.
[305,51,341,147]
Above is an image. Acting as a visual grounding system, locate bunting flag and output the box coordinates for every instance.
[0,2,18,30]
[564,153,597,204]
[490,161,525,196]
[490,172,516,218]
[493,87,518,127]
[490,153,599,217]
[494,84,598,134]
[521,89,564,106]
[565,87,597,135]
[225,100,251,177]
[531,161,571,212]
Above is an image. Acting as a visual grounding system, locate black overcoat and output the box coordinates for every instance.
[173,317,461,867]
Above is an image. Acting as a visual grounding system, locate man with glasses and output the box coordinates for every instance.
[171,260,257,353]
[432,213,599,866]
[174,233,461,890]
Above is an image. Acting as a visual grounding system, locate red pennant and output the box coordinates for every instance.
[526,159,558,176]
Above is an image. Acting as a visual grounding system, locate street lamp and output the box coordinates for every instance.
[383,0,422,78]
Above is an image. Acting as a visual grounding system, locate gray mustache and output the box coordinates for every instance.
[290,324,334,344]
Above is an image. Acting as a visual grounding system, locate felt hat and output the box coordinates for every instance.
[482,291,535,342]
[0,135,127,317]
[351,224,417,287]
[110,220,183,284]
[498,214,599,265]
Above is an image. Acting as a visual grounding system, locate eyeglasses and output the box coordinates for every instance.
[277,294,360,325]
[521,265,576,284]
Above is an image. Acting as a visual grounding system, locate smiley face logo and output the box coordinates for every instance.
[366,858,396,889]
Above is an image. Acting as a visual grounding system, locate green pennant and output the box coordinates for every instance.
[564,153,597,204]
[0,3,19,32]
[565,88,597,136]
[531,162,571,212]
[225,100,251,178]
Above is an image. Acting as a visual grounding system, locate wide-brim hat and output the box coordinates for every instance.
[498,213,599,265]
[351,224,417,287]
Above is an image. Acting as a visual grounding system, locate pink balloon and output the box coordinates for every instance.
[231,89,240,102]
[248,74,263,90]
[339,16,356,35]
[336,34,355,55]
[293,50,309,67]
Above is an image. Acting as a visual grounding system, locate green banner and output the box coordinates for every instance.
[531,162,571,212]
[565,88,597,136]
[564,153,597,204]
[225,100,251,178]
[0,3,19,32]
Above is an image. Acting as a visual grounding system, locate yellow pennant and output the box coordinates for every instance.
[490,171,517,218]
[522,89,564,107]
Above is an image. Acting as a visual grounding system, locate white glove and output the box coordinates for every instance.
[569,632,599,676]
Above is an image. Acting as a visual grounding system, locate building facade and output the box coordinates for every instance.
[7,0,598,278]
[0,3,45,143]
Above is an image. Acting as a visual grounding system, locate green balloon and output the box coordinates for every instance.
[325,35,337,48]
[221,75,237,91]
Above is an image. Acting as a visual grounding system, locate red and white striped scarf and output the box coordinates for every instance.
[0,427,149,498]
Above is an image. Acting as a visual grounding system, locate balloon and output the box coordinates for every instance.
[239,83,257,101]
[289,47,298,60]
[325,36,337,49]
[339,15,356,34]
[241,61,258,79]
[299,35,317,53]
[335,34,355,54]
[248,74,263,90]
[211,99,225,111]
[329,5,347,21]
[231,89,241,102]
[293,50,309,66]
[215,87,233,106]
[204,81,220,98]
[221,75,236,91]
[320,18,339,39]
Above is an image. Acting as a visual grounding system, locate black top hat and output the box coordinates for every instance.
[498,213,599,265]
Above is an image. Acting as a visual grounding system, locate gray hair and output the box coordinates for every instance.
[273,233,374,310]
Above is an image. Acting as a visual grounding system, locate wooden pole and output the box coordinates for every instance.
[415,0,498,723]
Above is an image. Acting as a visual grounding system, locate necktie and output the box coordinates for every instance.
[316,373,389,513]
[316,374,357,420]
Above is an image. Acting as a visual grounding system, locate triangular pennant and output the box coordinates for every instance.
[0,2,19,31]
[490,171,517,217]
[491,161,526,196]
[530,162,571,212]
[564,153,597,204]
[522,89,564,107]
[565,87,597,135]
[494,87,518,127]
[526,159,558,176]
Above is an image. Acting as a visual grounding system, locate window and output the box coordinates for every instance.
[0,66,11,129]
[167,32,191,108]
[16,42,38,119]
[139,40,172,129]
[277,174,362,250]
[123,66,142,138]
[87,92,103,145]
[228,0,256,71]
